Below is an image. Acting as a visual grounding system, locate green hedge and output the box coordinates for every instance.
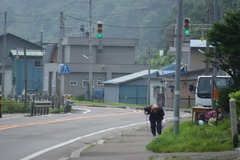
[2,98,30,113]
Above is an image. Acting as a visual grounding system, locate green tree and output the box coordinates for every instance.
[206,12,240,90]
[136,47,175,69]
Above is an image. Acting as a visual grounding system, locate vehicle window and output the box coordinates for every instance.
[28,90,34,94]
[197,77,211,98]
[197,77,233,99]
[216,77,233,89]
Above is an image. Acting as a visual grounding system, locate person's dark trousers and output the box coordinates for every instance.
[150,120,162,136]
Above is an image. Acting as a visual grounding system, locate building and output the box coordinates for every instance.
[9,49,44,95]
[102,70,162,105]
[163,39,215,108]
[0,33,43,97]
[158,64,213,108]
[43,37,148,97]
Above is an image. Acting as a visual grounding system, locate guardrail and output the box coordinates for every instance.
[31,101,51,116]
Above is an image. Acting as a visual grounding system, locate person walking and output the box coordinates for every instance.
[144,104,165,137]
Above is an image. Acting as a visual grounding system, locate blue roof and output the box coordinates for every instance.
[102,69,157,85]
[158,64,213,76]
[157,63,184,76]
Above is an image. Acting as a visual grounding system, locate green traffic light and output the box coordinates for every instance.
[184,30,190,34]
[97,34,102,38]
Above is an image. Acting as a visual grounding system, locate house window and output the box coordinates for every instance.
[70,80,77,86]
[34,59,43,68]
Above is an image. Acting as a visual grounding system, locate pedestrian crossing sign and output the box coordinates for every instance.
[59,64,71,73]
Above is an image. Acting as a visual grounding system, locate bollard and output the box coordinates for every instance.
[30,101,35,116]
[64,100,69,113]
[229,98,238,148]
[64,100,71,113]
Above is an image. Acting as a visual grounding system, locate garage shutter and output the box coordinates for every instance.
[119,85,147,104]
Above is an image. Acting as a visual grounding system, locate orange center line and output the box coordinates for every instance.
[0,110,142,131]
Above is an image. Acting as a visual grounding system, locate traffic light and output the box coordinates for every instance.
[85,32,89,37]
[183,18,190,35]
[80,25,84,32]
[97,21,103,38]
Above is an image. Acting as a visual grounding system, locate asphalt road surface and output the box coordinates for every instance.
[0,105,189,160]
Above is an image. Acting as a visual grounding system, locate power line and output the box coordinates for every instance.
[65,14,167,29]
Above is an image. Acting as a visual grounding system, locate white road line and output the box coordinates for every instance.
[20,121,147,160]
[82,108,91,114]
[20,112,191,160]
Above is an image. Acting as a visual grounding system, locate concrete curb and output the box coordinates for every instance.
[69,139,106,159]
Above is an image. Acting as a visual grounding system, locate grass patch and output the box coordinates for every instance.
[102,137,113,141]
[73,100,147,108]
[49,107,64,114]
[86,144,95,150]
[146,119,236,152]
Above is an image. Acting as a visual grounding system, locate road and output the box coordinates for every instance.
[0,106,188,160]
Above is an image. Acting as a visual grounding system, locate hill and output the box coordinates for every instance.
[0,0,176,53]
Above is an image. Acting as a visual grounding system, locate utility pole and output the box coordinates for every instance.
[88,0,93,101]
[24,47,27,108]
[147,46,151,105]
[56,12,64,108]
[220,0,223,22]
[212,0,219,110]
[237,0,240,11]
[2,11,7,97]
[214,0,218,22]
[205,0,212,75]
[40,30,43,47]
[173,0,183,135]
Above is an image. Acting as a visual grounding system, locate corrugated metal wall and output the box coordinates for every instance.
[119,85,147,104]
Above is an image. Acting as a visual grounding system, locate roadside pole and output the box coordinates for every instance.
[147,46,151,105]
[173,0,183,135]
[24,47,27,108]
[229,99,238,148]
[88,0,93,101]
[56,12,64,108]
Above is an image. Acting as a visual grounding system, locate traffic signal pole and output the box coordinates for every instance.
[56,12,64,108]
[88,0,93,101]
[173,0,183,135]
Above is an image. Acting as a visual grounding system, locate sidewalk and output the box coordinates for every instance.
[67,118,240,160]
[1,113,28,118]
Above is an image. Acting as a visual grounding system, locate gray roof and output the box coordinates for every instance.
[43,44,57,63]
[103,69,157,85]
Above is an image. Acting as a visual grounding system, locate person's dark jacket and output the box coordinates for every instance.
[144,105,165,122]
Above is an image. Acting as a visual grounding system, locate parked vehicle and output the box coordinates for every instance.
[189,75,233,107]
[22,89,37,101]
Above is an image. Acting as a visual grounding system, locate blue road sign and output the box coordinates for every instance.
[61,64,71,73]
